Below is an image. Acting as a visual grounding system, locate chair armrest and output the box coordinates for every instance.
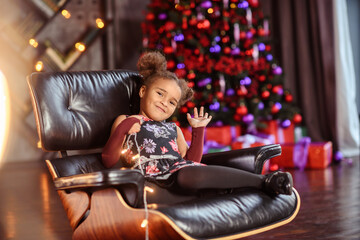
[54,169,145,207]
[201,144,281,174]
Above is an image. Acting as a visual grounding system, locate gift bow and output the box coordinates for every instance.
[293,137,311,170]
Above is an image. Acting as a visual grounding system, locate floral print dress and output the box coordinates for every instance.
[122,116,203,181]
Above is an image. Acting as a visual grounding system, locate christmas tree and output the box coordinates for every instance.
[141,0,302,130]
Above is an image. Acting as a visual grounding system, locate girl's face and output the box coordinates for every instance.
[139,78,182,121]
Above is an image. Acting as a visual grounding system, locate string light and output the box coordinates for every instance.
[141,219,148,228]
[61,9,71,19]
[75,42,86,52]
[35,61,43,72]
[29,39,38,48]
[96,18,105,28]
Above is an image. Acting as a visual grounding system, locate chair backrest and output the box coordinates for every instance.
[28,70,142,151]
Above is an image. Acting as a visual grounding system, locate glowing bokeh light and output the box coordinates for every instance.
[0,70,10,166]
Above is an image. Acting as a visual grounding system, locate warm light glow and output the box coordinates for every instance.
[75,42,86,52]
[144,186,154,193]
[61,9,71,19]
[29,38,38,48]
[141,219,148,228]
[35,61,44,72]
[230,3,236,8]
[132,154,140,160]
[0,70,10,166]
[207,8,214,14]
[96,18,105,28]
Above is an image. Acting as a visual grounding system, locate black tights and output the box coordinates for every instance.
[176,165,266,190]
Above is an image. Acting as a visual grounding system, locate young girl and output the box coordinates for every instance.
[102,51,293,195]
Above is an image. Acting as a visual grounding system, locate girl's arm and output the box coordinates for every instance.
[177,107,211,163]
[102,115,141,168]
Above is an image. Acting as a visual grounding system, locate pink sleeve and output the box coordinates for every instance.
[183,127,205,163]
[102,117,140,168]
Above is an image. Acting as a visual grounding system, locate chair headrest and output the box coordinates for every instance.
[28,70,142,151]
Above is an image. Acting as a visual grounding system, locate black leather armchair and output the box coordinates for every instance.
[28,70,300,240]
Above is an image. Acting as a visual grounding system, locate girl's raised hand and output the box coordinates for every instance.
[186,106,212,128]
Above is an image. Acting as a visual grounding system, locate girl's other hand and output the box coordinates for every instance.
[186,106,212,128]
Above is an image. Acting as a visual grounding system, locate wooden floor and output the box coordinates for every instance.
[0,156,359,240]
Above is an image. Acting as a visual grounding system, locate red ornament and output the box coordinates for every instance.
[164,46,173,54]
[285,94,293,102]
[222,36,230,43]
[259,75,266,82]
[237,85,248,96]
[293,113,302,124]
[146,13,155,21]
[224,47,231,54]
[272,85,282,94]
[265,45,271,51]
[233,114,242,122]
[216,92,224,99]
[236,105,248,115]
[248,0,259,7]
[240,31,247,39]
[271,104,280,114]
[189,17,197,26]
[180,106,188,113]
[188,81,195,88]
[261,90,270,99]
[197,19,210,29]
[186,101,195,108]
[164,21,176,31]
[167,60,175,69]
[187,72,196,79]
[258,28,265,37]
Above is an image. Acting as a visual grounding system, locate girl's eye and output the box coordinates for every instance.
[157,91,163,96]
[170,101,176,106]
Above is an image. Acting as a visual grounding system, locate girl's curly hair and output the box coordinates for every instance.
[137,51,193,106]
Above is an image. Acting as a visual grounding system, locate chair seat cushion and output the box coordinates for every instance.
[156,189,299,239]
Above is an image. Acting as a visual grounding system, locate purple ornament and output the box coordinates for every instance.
[277,88,284,95]
[266,54,273,61]
[210,44,221,53]
[274,102,282,110]
[258,102,264,110]
[258,43,266,51]
[226,88,235,96]
[273,66,283,75]
[209,101,220,111]
[231,47,240,55]
[246,31,253,39]
[281,119,291,128]
[158,13,167,20]
[177,63,185,69]
[238,1,249,8]
[334,151,343,162]
[174,33,184,41]
[198,78,212,87]
[201,0,212,8]
[214,36,221,42]
[242,113,254,124]
[215,120,223,126]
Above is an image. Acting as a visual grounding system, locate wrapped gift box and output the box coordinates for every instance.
[231,133,275,150]
[181,125,241,146]
[231,141,266,150]
[271,141,332,169]
[257,120,294,144]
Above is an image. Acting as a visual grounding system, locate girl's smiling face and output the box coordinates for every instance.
[139,78,182,121]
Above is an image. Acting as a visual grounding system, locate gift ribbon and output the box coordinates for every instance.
[293,137,311,170]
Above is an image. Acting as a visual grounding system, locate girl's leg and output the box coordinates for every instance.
[176,165,265,190]
[176,165,293,195]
